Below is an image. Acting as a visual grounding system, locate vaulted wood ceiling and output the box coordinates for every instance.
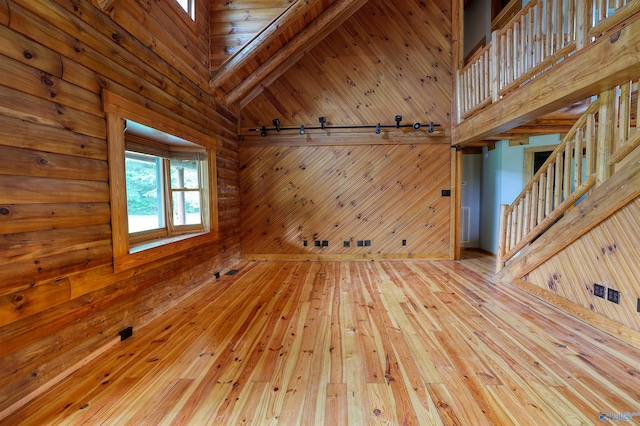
[208,0,590,142]
[209,0,370,108]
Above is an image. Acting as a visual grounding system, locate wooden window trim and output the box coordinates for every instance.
[103,90,218,272]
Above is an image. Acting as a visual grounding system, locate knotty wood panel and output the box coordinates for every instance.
[240,143,451,258]
[239,0,452,132]
[524,196,640,333]
[0,0,240,416]
[209,0,332,72]
[4,256,640,424]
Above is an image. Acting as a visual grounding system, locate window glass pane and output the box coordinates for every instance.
[125,152,165,232]
[176,0,194,19]
[170,159,199,189]
[172,191,201,226]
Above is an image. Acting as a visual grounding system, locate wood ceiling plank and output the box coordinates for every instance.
[229,0,370,107]
[210,0,325,85]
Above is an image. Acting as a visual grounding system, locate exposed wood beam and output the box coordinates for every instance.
[227,0,370,107]
[209,0,324,90]
[452,15,640,146]
[95,0,118,12]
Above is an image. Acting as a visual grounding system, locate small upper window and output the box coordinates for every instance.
[176,0,195,20]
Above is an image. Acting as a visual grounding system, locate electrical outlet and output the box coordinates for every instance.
[314,240,321,247]
[303,240,308,247]
[593,283,606,298]
[322,240,329,247]
[357,240,364,247]
[119,326,133,341]
[402,239,407,246]
[364,240,371,247]
[343,241,350,247]
[442,190,451,197]
[637,298,640,313]
[214,272,220,279]
[607,288,620,304]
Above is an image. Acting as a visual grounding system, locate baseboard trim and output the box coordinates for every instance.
[242,253,450,261]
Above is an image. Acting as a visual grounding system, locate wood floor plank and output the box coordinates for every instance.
[4,254,640,425]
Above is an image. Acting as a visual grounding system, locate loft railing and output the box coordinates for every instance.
[458,0,640,121]
[496,80,639,272]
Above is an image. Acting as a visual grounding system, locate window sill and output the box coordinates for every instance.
[130,231,208,254]
[113,230,217,273]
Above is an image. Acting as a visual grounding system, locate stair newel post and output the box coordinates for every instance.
[597,88,616,185]
[496,204,509,273]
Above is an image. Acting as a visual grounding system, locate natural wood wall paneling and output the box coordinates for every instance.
[240,143,451,258]
[0,0,241,416]
[240,0,452,132]
[110,0,209,85]
[6,0,236,136]
[211,0,334,86]
[524,197,640,333]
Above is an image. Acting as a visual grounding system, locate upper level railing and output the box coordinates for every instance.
[458,0,640,121]
[496,80,639,272]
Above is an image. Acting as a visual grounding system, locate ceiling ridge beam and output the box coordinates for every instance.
[227,0,370,108]
[209,0,324,90]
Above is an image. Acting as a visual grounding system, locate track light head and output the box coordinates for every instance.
[272,119,281,132]
[300,125,305,135]
[412,122,421,130]
[375,123,381,134]
[318,116,326,130]
[395,115,402,128]
[261,126,267,137]
[428,121,434,133]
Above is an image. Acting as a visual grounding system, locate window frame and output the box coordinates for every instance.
[104,90,218,272]
[176,0,195,21]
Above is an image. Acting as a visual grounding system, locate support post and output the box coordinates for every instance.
[496,204,508,273]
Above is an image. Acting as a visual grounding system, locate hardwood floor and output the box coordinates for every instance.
[4,253,640,425]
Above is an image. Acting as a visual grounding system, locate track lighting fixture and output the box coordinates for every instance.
[249,117,442,136]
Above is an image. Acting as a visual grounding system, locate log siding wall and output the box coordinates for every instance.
[0,0,240,414]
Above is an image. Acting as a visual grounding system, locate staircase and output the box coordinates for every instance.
[496,80,640,276]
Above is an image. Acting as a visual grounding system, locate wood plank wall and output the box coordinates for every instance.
[209,0,297,71]
[240,142,452,259]
[523,196,640,334]
[0,0,240,415]
[240,0,453,132]
[236,0,453,259]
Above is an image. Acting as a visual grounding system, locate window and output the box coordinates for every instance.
[103,91,218,272]
[176,0,195,20]
[124,131,210,249]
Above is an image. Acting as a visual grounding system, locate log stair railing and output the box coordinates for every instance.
[496,80,639,272]
[458,0,640,121]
